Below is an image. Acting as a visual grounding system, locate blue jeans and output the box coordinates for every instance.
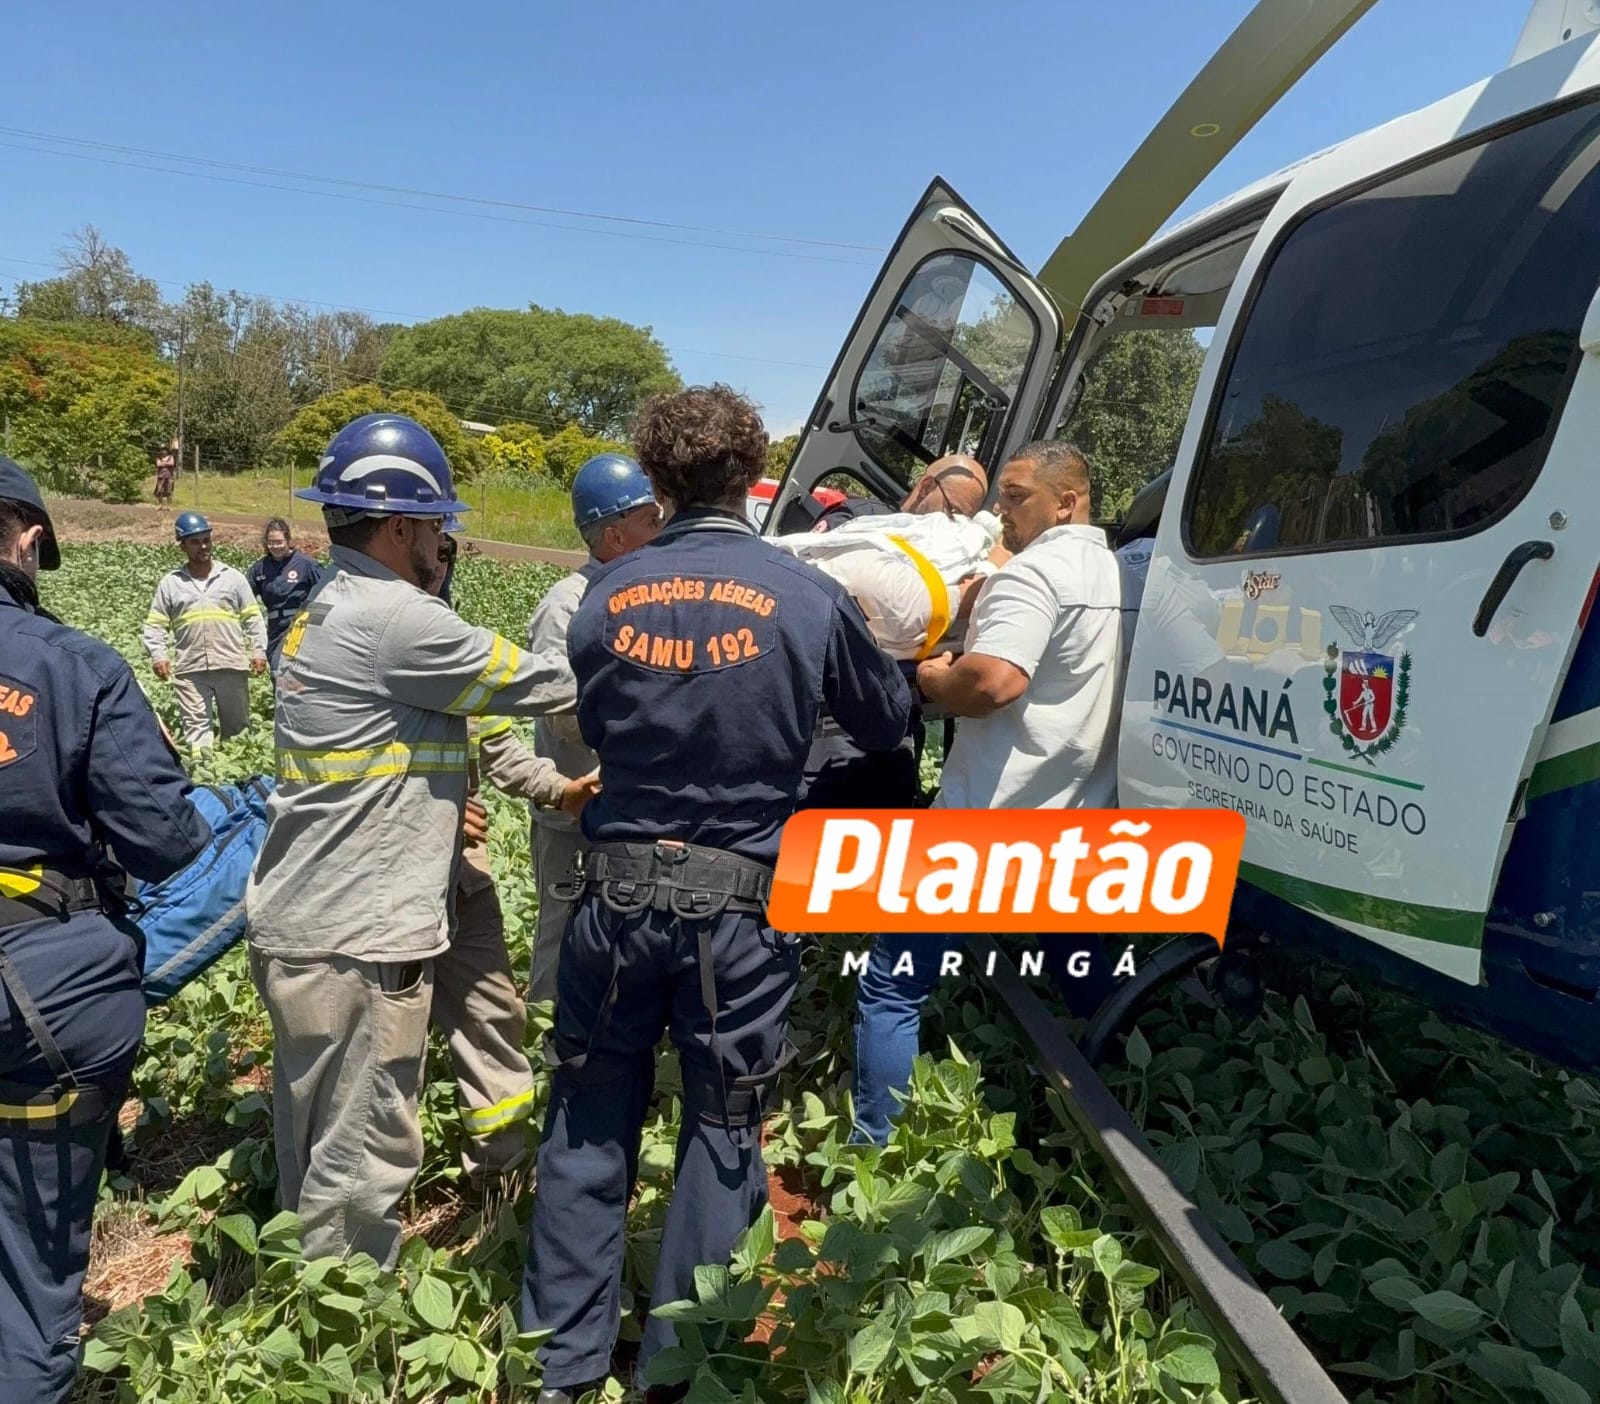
[850,931,964,1144]
[850,932,1122,1145]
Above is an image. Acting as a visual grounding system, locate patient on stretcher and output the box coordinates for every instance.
[770,455,1009,660]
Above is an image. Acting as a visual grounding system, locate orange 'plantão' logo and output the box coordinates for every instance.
[768,809,1245,942]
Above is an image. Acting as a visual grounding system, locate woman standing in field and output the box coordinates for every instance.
[247,518,323,672]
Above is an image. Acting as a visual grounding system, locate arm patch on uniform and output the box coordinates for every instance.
[0,673,38,768]
[602,574,777,673]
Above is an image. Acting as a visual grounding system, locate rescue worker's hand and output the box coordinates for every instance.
[561,771,601,817]
[156,714,182,762]
[462,797,489,847]
[250,656,267,676]
[955,573,987,619]
[915,651,956,699]
[153,660,171,681]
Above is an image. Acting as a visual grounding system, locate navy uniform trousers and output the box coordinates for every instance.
[0,910,146,1401]
[520,891,800,1389]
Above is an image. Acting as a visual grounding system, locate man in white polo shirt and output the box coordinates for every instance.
[849,439,1136,1144]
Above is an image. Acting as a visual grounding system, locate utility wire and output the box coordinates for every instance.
[0,138,880,267]
[0,124,885,254]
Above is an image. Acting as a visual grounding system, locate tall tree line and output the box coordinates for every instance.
[0,225,682,500]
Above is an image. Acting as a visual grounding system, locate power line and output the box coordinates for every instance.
[0,125,885,254]
[0,137,880,268]
[0,253,831,373]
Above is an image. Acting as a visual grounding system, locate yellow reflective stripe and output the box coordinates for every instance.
[281,611,309,661]
[275,741,467,783]
[239,601,264,618]
[461,1087,535,1136]
[446,638,523,714]
[0,865,44,899]
[0,1087,78,1123]
[175,608,248,626]
[886,533,953,660]
[477,716,514,741]
[143,613,168,627]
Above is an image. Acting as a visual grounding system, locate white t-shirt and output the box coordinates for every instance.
[771,510,1002,660]
[936,523,1131,811]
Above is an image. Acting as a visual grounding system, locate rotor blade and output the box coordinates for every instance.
[1037,0,1382,315]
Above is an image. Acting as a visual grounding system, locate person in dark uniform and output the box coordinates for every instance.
[519,384,912,1403]
[0,457,212,1403]
[246,517,323,672]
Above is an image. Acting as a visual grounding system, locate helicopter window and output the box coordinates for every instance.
[1051,327,1208,522]
[1184,96,1600,559]
[850,252,1037,487]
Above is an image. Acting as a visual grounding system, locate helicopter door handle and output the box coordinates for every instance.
[1473,540,1554,637]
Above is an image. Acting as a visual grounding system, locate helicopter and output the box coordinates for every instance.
[761,0,1600,1079]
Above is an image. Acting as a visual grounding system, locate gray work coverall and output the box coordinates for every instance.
[523,561,602,1010]
[246,545,575,1268]
[440,715,573,1181]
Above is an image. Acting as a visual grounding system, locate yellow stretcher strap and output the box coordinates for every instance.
[886,533,953,661]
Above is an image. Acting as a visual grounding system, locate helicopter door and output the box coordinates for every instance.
[1120,92,1600,986]
[763,178,1064,535]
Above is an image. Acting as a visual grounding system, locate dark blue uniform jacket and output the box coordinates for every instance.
[247,550,323,657]
[0,579,210,889]
[567,507,912,865]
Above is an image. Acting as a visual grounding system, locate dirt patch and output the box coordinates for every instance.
[748,1160,828,1348]
[46,496,585,568]
[49,499,306,553]
[82,1207,193,1329]
[767,1162,820,1243]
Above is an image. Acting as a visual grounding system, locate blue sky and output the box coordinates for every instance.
[2,1,1535,436]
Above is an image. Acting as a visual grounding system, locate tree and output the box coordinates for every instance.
[0,320,175,502]
[271,385,482,479]
[13,226,164,345]
[479,422,548,479]
[1065,329,1208,517]
[539,425,632,489]
[169,284,296,473]
[766,433,799,478]
[380,305,681,438]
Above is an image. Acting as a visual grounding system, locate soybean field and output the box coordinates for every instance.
[53,542,1600,1404]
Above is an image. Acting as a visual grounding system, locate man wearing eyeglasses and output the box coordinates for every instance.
[246,414,578,1270]
[522,454,662,1012]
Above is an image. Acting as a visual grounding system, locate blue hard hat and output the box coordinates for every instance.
[175,511,211,541]
[296,413,470,518]
[571,453,656,531]
[0,454,60,570]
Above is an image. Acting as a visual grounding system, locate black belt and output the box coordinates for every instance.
[551,838,773,918]
[0,866,107,933]
[547,838,780,1125]
[0,875,110,1129]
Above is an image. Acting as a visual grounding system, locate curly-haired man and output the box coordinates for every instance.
[519,384,912,1403]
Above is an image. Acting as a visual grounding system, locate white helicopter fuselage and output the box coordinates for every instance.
[769,8,1600,1066]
